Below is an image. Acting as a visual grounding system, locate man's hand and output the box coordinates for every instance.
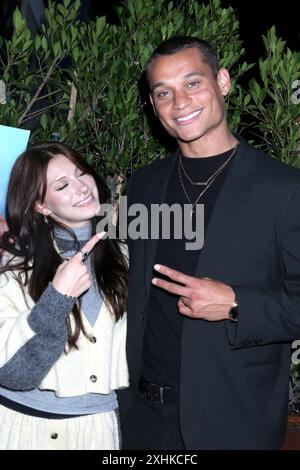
[152,264,236,321]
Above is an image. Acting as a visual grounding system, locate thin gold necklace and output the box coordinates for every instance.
[178,145,238,216]
[179,144,238,186]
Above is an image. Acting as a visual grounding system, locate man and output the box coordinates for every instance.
[117,36,300,450]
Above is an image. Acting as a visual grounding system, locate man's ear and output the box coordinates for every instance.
[35,202,52,216]
[149,94,158,117]
[217,68,231,97]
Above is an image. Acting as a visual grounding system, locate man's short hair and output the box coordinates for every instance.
[146,36,220,81]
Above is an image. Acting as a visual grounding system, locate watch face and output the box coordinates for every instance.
[229,306,238,322]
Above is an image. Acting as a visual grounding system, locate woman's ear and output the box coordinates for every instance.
[34,202,52,216]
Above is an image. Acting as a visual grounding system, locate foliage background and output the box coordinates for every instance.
[0,0,299,190]
[0,0,300,411]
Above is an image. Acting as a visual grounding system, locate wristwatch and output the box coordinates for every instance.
[228,302,239,322]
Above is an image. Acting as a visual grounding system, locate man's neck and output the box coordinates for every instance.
[178,130,238,158]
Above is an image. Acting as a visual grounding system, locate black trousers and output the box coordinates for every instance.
[122,390,185,450]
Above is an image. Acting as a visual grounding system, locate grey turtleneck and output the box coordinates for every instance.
[0,224,117,415]
[54,224,103,327]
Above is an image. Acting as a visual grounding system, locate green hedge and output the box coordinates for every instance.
[1,0,299,188]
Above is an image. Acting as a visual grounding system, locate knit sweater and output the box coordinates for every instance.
[0,227,128,412]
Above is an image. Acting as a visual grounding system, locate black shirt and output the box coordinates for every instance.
[141,146,237,388]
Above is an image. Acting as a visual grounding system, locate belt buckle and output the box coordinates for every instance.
[148,383,164,404]
[158,385,165,404]
[140,380,166,404]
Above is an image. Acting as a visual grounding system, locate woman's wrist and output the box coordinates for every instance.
[50,282,77,301]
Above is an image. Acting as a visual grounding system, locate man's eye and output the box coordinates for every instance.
[187,81,200,88]
[156,90,170,98]
[79,172,86,176]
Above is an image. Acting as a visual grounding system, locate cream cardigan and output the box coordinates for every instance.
[0,256,129,397]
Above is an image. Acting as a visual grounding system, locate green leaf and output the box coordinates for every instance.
[41,36,48,51]
[61,31,67,46]
[57,4,67,16]
[53,41,61,56]
[12,8,22,31]
[96,16,106,36]
[244,94,251,106]
[34,35,41,50]
[40,113,48,130]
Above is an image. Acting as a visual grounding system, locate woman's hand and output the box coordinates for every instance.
[52,231,105,298]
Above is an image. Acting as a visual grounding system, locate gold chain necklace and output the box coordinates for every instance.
[179,144,238,186]
[178,145,238,216]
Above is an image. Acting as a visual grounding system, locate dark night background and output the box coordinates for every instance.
[1,0,299,60]
[96,0,299,63]
[0,0,299,85]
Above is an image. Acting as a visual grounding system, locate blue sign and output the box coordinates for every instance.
[0,125,30,217]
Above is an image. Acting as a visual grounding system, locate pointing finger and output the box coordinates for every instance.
[74,231,106,261]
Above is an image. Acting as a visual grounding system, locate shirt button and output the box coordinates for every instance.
[89,336,97,343]
[90,374,97,383]
[50,433,58,439]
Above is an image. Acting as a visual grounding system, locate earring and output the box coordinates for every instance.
[44,214,49,224]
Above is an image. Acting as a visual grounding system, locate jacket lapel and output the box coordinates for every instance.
[143,151,178,300]
[194,138,257,277]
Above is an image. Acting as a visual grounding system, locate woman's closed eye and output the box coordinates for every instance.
[56,183,68,191]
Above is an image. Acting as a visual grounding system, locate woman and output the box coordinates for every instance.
[0,142,128,450]
[0,215,8,256]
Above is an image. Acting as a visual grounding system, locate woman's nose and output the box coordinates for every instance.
[75,179,89,194]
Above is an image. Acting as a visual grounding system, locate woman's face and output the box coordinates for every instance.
[36,155,100,228]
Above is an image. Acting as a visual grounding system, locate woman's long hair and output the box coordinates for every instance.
[0,142,128,348]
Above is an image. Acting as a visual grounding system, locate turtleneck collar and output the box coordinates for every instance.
[54,224,92,242]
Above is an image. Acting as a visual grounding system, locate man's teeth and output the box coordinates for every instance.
[176,110,202,122]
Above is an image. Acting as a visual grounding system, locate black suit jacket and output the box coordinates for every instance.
[118,137,300,449]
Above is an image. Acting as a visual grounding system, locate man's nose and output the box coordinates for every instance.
[173,90,190,109]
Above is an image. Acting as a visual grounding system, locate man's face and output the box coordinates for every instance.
[148,48,230,148]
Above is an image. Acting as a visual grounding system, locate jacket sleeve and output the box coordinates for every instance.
[0,274,75,390]
[226,181,300,348]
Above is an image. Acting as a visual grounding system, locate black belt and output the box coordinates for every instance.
[138,376,176,405]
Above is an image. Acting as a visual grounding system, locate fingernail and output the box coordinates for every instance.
[97,231,106,239]
[154,264,160,271]
[152,278,158,285]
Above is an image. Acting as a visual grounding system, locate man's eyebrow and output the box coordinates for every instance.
[151,71,206,93]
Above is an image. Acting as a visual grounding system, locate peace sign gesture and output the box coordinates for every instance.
[152,264,236,321]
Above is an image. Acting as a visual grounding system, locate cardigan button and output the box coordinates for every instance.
[90,374,97,383]
[89,336,97,343]
[50,433,58,440]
